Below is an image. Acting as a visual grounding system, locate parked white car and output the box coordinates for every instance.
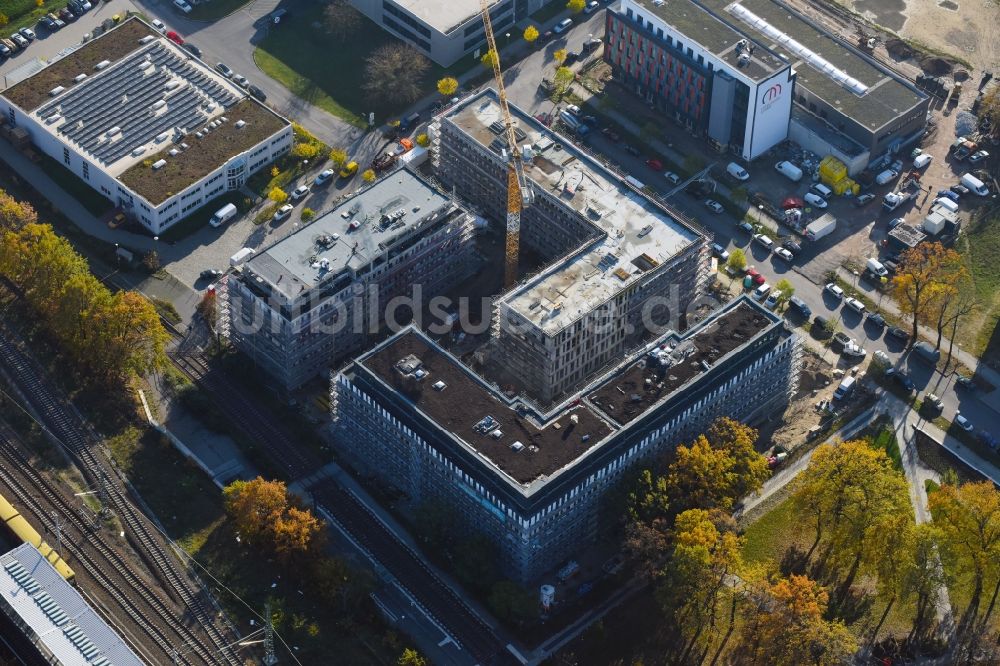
[804,192,828,209]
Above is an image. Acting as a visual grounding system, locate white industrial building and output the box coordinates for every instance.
[0,18,292,234]
[0,543,144,666]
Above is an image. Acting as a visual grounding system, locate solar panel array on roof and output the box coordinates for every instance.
[35,40,241,166]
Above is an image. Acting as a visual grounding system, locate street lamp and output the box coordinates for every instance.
[756,204,763,229]
[114,242,120,266]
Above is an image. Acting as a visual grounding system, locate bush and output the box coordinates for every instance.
[302,208,316,221]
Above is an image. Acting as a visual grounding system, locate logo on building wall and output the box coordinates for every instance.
[762,83,782,105]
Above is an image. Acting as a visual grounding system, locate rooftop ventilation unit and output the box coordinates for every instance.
[151,99,166,112]
[139,35,155,44]
[106,126,121,137]
[73,73,87,82]
[152,159,167,170]
[45,114,61,125]
[131,146,146,157]
[168,148,179,156]
[165,79,181,91]
[234,119,247,129]
[49,86,65,97]
[94,59,111,70]
[155,131,170,142]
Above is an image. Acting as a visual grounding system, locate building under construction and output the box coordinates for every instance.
[325,92,801,582]
[221,169,479,390]
[430,89,710,404]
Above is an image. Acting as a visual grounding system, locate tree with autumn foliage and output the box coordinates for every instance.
[523,25,539,43]
[0,190,37,230]
[735,574,856,665]
[667,418,770,515]
[657,509,744,662]
[223,477,324,560]
[481,48,498,68]
[625,419,768,571]
[791,440,911,602]
[436,76,458,97]
[929,481,1000,633]
[0,222,168,384]
[554,48,568,65]
[891,242,967,348]
[567,0,586,13]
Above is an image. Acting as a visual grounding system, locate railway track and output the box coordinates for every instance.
[167,340,512,664]
[170,352,316,479]
[0,331,239,666]
[0,423,208,665]
[313,483,511,664]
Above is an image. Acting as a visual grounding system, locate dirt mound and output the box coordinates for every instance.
[885,38,917,59]
[885,38,956,76]
[920,56,954,76]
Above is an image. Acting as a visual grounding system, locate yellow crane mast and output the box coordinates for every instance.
[480,0,534,288]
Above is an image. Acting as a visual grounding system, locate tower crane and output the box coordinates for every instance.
[479,0,534,288]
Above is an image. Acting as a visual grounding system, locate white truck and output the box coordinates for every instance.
[229,247,255,267]
[804,213,837,241]
[882,190,915,212]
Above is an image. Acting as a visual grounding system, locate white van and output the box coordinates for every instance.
[752,283,771,301]
[866,257,888,277]
[229,247,255,267]
[833,376,856,400]
[875,169,898,185]
[961,172,989,196]
[809,183,833,199]
[913,153,933,169]
[774,160,803,182]
[932,197,959,213]
[726,162,750,181]
[210,203,238,228]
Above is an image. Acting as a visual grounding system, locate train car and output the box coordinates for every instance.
[0,491,75,582]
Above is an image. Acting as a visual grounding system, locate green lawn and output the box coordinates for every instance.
[186,0,252,21]
[105,424,396,663]
[741,495,810,566]
[253,6,473,127]
[956,211,1000,359]
[0,0,77,36]
[869,425,903,472]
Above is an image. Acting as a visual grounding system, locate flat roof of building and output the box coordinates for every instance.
[390,0,495,35]
[2,17,287,205]
[243,169,455,302]
[354,297,781,489]
[444,90,702,336]
[0,543,145,666]
[360,329,613,485]
[587,300,772,425]
[703,0,926,130]
[628,0,787,81]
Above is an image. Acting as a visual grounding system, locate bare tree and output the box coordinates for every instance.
[363,44,430,106]
[324,0,362,41]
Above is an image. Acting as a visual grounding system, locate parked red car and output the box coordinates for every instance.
[166,30,184,45]
[645,158,663,171]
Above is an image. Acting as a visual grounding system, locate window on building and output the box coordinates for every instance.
[687,47,693,58]
[82,162,89,180]
[62,147,70,166]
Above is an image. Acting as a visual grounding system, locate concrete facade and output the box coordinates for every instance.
[332,297,801,582]
[348,0,542,66]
